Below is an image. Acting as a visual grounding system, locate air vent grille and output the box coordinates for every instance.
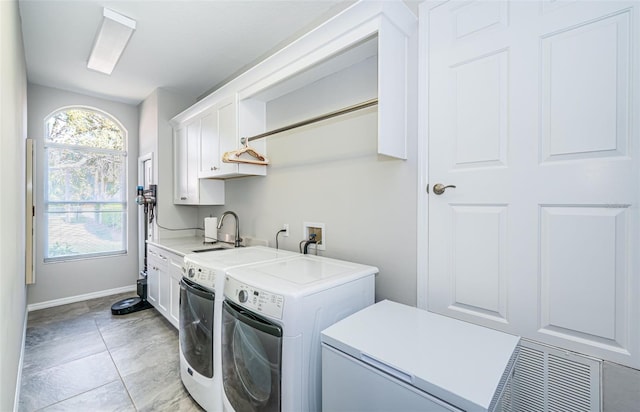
[501,340,601,412]
[548,354,593,411]
[511,346,546,412]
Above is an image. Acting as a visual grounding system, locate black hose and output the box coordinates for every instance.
[303,240,317,255]
[275,229,286,249]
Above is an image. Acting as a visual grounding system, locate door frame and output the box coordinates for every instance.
[416,1,445,309]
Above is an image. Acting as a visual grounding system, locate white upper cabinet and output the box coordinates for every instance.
[171,1,417,178]
[173,121,225,205]
[197,95,265,178]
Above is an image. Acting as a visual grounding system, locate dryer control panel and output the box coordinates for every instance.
[225,276,284,319]
[182,262,216,290]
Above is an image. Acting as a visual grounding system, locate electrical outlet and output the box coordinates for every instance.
[283,224,289,237]
[303,222,325,251]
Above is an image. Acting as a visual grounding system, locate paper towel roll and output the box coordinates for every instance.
[204,217,218,242]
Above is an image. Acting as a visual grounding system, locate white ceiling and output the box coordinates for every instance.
[18,0,360,105]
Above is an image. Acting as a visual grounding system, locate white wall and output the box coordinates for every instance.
[199,54,419,306]
[0,0,28,409]
[26,84,139,305]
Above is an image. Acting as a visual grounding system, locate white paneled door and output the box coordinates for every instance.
[425,0,639,368]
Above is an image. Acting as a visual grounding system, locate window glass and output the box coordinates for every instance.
[44,108,127,261]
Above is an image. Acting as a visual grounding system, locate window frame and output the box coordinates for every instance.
[43,106,128,263]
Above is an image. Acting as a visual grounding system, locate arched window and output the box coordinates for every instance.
[44,107,127,261]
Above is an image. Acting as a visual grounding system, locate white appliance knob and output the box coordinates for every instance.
[188,268,196,278]
[238,290,248,303]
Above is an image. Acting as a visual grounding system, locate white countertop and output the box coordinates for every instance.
[147,235,268,257]
[147,236,224,256]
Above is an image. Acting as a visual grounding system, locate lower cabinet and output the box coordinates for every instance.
[147,265,158,306]
[159,263,171,316]
[146,247,163,306]
[168,258,182,327]
[146,244,182,329]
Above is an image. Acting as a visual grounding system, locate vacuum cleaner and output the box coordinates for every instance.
[111,184,157,315]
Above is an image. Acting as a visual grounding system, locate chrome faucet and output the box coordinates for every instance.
[217,211,242,247]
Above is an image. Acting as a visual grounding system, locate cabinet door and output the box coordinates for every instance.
[168,258,182,328]
[147,265,159,307]
[153,251,169,317]
[199,97,238,178]
[158,262,170,316]
[185,121,200,202]
[173,121,200,204]
[146,248,160,307]
[199,108,220,178]
[173,127,189,203]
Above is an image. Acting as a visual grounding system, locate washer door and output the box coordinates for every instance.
[222,300,282,412]
[179,278,214,378]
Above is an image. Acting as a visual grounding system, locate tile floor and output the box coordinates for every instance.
[19,293,204,412]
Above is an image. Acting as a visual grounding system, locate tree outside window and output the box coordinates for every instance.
[44,108,127,261]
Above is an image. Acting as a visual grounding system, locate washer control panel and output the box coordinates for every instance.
[225,276,284,320]
[182,262,216,289]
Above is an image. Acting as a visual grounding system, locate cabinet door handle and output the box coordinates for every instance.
[211,166,218,171]
[180,196,187,200]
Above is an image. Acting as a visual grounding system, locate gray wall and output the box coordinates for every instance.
[0,0,28,409]
[199,55,419,306]
[27,84,140,305]
[138,88,197,242]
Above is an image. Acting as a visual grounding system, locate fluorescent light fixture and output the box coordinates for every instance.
[87,8,136,75]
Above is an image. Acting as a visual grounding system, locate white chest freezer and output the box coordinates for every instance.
[321,300,520,412]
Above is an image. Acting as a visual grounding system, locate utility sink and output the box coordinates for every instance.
[191,246,228,253]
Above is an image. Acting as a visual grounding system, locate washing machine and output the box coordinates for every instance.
[220,254,377,412]
[180,246,297,412]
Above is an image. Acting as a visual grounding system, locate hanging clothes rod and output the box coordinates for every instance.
[240,98,378,145]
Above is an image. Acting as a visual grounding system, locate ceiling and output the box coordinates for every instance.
[18,0,363,105]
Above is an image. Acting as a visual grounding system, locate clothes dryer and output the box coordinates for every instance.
[221,254,377,412]
[180,246,297,412]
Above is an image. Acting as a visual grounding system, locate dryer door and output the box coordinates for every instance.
[222,300,282,412]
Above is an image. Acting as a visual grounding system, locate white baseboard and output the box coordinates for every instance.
[27,285,137,312]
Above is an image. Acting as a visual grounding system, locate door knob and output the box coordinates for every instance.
[432,183,456,195]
